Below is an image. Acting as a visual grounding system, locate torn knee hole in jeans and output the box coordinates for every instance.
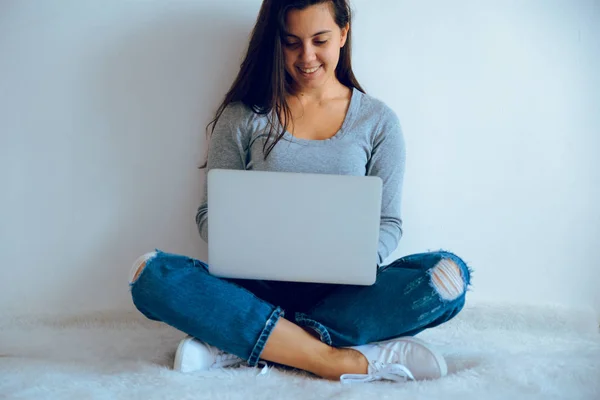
[430,258,465,301]
[128,252,158,284]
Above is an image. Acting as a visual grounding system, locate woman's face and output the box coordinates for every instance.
[282,3,348,92]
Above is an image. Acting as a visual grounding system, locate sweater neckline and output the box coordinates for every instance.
[279,87,360,146]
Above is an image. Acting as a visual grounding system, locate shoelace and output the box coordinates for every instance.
[340,362,415,383]
[214,350,243,366]
[256,361,270,376]
[212,349,269,377]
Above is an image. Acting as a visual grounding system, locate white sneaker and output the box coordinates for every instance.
[340,337,448,383]
[173,336,243,373]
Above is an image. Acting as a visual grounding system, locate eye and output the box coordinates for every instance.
[284,41,300,49]
[314,40,328,45]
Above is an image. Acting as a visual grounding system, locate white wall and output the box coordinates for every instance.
[1,0,598,316]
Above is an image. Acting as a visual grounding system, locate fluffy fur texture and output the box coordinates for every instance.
[1,302,599,399]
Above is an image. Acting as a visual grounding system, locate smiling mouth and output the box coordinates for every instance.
[297,65,321,74]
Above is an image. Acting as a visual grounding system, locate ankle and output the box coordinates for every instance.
[337,348,369,376]
[316,347,369,381]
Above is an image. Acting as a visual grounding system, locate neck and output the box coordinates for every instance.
[290,77,346,103]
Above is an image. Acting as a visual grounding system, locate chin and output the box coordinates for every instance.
[294,75,328,90]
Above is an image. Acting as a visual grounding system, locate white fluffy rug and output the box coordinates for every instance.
[1,302,599,400]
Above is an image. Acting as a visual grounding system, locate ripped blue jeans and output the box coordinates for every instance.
[130,250,471,367]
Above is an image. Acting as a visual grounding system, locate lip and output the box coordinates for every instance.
[296,65,322,77]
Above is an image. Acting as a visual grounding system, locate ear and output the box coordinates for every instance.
[340,23,349,48]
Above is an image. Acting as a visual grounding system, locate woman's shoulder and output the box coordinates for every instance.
[354,89,401,128]
[219,101,257,125]
[213,101,270,145]
[359,92,398,121]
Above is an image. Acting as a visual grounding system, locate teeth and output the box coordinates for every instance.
[299,66,320,74]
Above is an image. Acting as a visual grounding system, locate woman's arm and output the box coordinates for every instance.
[366,111,406,265]
[196,104,249,242]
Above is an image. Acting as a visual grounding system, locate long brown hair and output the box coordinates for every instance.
[205,0,364,165]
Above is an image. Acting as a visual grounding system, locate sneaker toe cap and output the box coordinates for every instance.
[174,338,213,372]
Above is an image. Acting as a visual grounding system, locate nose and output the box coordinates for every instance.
[300,43,316,63]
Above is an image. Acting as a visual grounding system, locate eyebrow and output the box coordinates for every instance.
[284,30,332,39]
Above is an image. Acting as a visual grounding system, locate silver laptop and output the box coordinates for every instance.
[207,169,382,285]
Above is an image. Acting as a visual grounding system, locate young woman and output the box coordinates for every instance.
[129,0,471,383]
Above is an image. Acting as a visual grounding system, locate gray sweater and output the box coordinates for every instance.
[196,88,406,265]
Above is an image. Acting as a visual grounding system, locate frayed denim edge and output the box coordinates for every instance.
[128,249,161,287]
[426,249,474,302]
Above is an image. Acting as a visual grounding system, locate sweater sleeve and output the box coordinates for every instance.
[366,110,406,265]
[195,104,248,243]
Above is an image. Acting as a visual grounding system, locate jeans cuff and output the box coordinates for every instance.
[247,306,284,367]
[294,313,333,346]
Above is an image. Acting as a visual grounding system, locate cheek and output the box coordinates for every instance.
[323,47,340,67]
[283,51,296,70]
